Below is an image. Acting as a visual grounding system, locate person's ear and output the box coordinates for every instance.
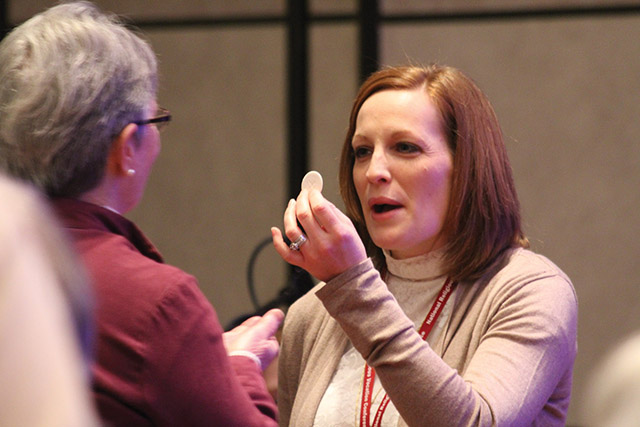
[107,123,139,177]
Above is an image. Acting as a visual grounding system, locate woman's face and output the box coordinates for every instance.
[351,88,453,259]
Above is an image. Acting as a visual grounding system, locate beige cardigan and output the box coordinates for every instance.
[278,248,578,426]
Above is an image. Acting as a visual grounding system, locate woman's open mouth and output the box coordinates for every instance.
[373,204,400,214]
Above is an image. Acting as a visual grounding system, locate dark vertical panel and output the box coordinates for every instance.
[285,0,313,287]
[0,0,9,41]
[286,0,309,200]
[358,0,379,83]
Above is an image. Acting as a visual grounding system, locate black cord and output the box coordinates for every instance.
[246,235,276,310]
[226,235,314,330]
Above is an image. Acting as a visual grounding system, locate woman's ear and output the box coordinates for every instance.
[107,123,139,177]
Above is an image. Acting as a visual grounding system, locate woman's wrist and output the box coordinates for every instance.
[228,350,262,370]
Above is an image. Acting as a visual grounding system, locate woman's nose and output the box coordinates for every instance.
[365,150,391,184]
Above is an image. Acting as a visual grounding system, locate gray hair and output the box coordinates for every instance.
[0,1,158,197]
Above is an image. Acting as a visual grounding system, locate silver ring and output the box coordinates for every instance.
[289,233,307,251]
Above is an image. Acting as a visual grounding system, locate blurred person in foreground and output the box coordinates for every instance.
[0,2,282,426]
[0,173,98,426]
[272,64,578,426]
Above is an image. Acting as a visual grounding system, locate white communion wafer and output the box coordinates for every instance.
[301,170,323,192]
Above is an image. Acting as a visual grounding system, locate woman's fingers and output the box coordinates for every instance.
[272,189,367,281]
[283,199,302,242]
[271,227,303,264]
[294,190,319,235]
[307,189,341,230]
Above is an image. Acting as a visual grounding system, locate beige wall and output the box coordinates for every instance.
[9,1,640,425]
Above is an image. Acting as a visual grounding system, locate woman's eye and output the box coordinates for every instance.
[396,142,419,154]
[353,146,372,159]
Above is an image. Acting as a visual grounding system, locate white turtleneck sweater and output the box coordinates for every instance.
[313,250,455,426]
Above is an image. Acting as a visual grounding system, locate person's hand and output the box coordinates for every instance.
[271,189,367,282]
[223,308,284,371]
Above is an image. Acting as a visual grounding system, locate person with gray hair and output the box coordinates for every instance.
[0,2,282,426]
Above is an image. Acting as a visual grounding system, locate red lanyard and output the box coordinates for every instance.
[359,278,457,427]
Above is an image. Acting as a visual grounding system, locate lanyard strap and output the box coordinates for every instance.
[360,278,457,427]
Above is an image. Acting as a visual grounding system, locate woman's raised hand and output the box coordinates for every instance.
[271,189,367,282]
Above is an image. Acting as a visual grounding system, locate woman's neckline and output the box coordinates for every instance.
[383,249,446,282]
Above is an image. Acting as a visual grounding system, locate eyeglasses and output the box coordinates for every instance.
[133,107,172,131]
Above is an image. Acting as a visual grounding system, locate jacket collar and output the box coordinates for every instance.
[51,198,163,263]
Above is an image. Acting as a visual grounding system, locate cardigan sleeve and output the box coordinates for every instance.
[142,276,278,427]
[316,256,577,426]
[278,282,329,427]
[277,306,300,427]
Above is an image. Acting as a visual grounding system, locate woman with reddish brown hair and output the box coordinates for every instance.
[338,65,530,284]
[272,64,577,426]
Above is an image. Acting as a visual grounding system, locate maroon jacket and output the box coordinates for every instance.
[52,199,278,426]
